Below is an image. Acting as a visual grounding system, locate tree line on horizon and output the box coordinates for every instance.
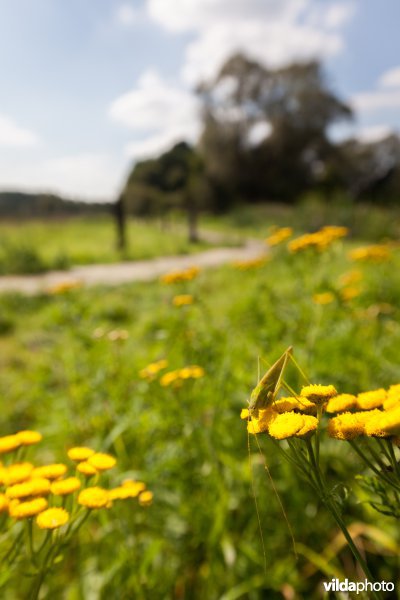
[120,55,400,236]
[2,54,400,244]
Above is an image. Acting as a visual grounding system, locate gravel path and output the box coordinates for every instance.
[0,239,265,295]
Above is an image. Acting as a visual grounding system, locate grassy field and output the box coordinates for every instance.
[0,216,224,275]
[0,220,399,598]
[2,198,400,276]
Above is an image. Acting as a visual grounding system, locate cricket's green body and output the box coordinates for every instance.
[249,346,293,413]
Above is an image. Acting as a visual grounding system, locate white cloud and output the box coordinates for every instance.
[147,0,355,85]
[379,66,400,89]
[148,0,309,32]
[0,153,122,201]
[352,89,400,112]
[182,20,343,85]
[109,1,356,161]
[115,3,140,27]
[319,3,355,28]
[0,114,39,148]
[355,125,394,144]
[109,70,200,159]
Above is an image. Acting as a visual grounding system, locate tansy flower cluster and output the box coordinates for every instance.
[326,385,400,440]
[172,294,194,307]
[0,432,152,527]
[139,359,168,380]
[161,266,200,284]
[242,380,400,443]
[288,225,348,253]
[265,227,293,247]
[47,280,82,295]
[232,256,268,270]
[312,269,364,306]
[159,365,205,387]
[349,244,391,262]
[243,349,400,578]
[0,431,152,597]
[241,384,336,440]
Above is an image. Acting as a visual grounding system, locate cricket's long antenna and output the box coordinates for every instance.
[288,352,311,385]
[253,428,298,559]
[248,421,268,573]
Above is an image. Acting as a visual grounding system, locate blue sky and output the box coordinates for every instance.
[1,0,400,201]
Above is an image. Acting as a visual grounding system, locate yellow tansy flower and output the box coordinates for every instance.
[340,286,361,301]
[273,396,317,415]
[240,408,250,420]
[339,270,363,287]
[301,384,337,404]
[9,497,48,519]
[0,435,21,454]
[51,477,81,496]
[373,407,400,436]
[6,477,51,499]
[349,245,391,262]
[139,359,168,379]
[32,464,67,480]
[356,389,386,410]
[16,431,43,446]
[3,463,34,486]
[233,256,268,270]
[295,415,319,438]
[0,493,9,513]
[173,294,194,307]
[36,507,69,529]
[265,227,293,247]
[187,366,205,379]
[268,412,305,440]
[76,462,98,476]
[78,487,110,509]
[328,410,381,440]
[109,481,146,500]
[88,453,116,471]
[326,394,357,413]
[67,447,95,462]
[161,266,200,284]
[160,370,181,387]
[138,490,153,506]
[47,280,81,294]
[313,292,335,305]
[247,408,277,435]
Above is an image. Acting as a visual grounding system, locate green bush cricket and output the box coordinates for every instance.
[248,345,293,416]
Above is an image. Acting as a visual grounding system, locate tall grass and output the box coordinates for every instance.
[0,226,399,597]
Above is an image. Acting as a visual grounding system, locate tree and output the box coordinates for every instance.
[122,142,206,242]
[197,54,353,204]
[338,134,400,201]
[113,194,127,252]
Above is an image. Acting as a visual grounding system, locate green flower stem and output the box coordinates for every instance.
[349,440,400,492]
[29,535,61,600]
[305,440,381,599]
[3,528,24,565]
[271,439,318,491]
[36,530,51,555]
[386,440,400,482]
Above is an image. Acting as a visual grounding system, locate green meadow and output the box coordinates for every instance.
[0,218,399,598]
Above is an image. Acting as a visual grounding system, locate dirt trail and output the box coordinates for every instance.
[0,239,265,295]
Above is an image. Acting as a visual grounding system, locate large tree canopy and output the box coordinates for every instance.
[198,55,353,203]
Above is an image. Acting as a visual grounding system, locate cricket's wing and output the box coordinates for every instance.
[249,346,293,411]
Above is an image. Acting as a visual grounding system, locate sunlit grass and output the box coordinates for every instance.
[0,215,215,274]
[0,226,399,597]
